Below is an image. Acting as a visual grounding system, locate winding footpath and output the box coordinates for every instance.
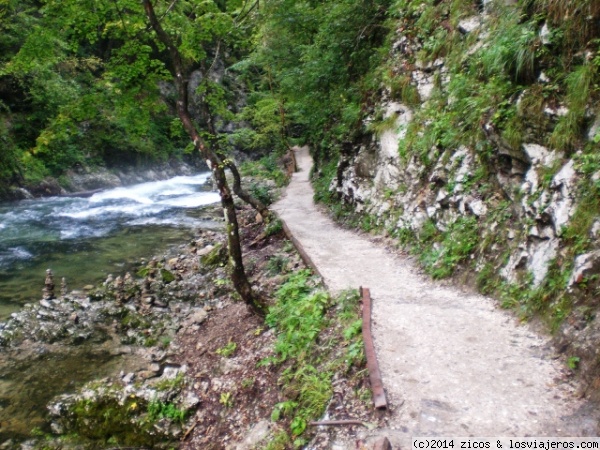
[273,147,598,448]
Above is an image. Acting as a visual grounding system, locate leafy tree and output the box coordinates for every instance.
[249,0,392,157]
[1,0,267,310]
[141,0,266,311]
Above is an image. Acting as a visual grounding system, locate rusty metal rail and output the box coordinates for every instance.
[361,286,388,409]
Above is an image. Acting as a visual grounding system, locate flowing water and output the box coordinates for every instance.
[0,173,222,442]
[0,173,221,318]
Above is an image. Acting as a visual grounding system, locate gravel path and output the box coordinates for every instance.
[273,146,598,448]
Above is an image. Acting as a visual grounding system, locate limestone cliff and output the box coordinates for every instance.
[326,0,600,386]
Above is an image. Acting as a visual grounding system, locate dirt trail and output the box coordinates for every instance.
[273,147,598,448]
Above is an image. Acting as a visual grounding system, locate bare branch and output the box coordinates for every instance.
[158,0,179,22]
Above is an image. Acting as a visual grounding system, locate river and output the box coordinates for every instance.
[0,173,221,319]
[0,173,222,442]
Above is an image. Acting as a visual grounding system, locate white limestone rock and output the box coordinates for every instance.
[528,238,560,286]
[412,71,435,100]
[540,23,552,45]
[568,251,600,288]
[548,160,577,234]
[501,250,529,284]
[588,114,600,141]
[232,420,271,450]
[466,198,487,217]
[591,221,600,239]
[458,17,481,34]
[522,143,561,167]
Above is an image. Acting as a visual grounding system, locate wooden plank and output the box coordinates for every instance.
[278,216,326,284]
[361,286,388,409]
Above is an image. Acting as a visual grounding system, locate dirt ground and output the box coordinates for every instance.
[273,147,600,449]
[176,208,378,450]
[176,211,287,449]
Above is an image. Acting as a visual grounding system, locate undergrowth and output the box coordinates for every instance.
[240,154,288,188]
[261,271,365,448]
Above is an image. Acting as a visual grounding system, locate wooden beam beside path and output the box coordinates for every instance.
[278,215,326,284]
[361,286,388,410]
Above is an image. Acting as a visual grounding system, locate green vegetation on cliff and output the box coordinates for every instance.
[249,0,600,381]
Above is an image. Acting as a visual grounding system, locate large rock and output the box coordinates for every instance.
[568,251,600,289]
[231,420,271,450]
[67,168,122,191]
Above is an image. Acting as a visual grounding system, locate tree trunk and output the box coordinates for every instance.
[142,0,263,313]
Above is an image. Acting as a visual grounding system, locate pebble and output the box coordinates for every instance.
[122,372,136,384]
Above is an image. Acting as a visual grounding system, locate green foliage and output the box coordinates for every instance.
[250,182,274,206]
[231,92,289,154]
[67,395,174,448]
[240,154,287,187]
[267,255,289,275]
[200,243,227,267]
[265,218,284,237]
[418,217,479,279]
[387,75,421,106]
[312,157,339,206]
[367,112,400,138]
[216,340,238,357]
[567,356,580,370]
[263,430,292,450]
[147,400,188,424]
[219,391,234,408]
[549,64,595,151]
[534,0,600,51]
[0,0,249,188]
[343,320,363,341]
[155,372,185,392]
[263,276,363,445]
[248,0,392,161]
[266,270,328,362]
[477,11,538,83]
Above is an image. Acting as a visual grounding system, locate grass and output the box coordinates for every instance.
[367,112,399,137]
[387,74,421,106]
[216,340,237,357]
[419,216,479,279]
[549,63,595,151]
[267,255,290,275]
[261,272,364,446]
[147,400,188,424]
[265,218,284,237]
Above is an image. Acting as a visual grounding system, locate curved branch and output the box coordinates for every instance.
[226,160,271,220]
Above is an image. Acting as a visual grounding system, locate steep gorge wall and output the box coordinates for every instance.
[328,0,600,386]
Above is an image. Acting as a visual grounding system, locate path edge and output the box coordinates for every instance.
[277,214,326,287]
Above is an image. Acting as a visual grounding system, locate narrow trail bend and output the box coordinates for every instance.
[273,146,598,448]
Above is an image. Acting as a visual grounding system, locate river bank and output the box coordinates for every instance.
[0,172,221,318]
[0,201,226,446]
[0,161,375,449]
[4,157,208,202]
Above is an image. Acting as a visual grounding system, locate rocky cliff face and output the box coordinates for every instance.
[328,0,600,386]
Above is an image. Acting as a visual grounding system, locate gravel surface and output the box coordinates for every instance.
[274,147,598,448]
